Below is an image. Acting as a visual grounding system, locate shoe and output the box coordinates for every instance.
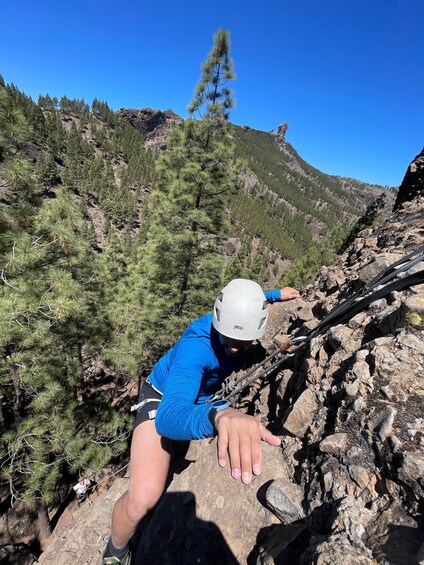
[102,556,129,565]
[102,551,130,564]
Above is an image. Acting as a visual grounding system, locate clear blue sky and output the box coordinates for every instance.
[1,0,423,187]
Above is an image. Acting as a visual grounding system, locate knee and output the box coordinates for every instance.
[125,483,164,522]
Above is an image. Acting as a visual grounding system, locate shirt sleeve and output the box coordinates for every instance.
[264,289,282,303]
[154,338,215,440]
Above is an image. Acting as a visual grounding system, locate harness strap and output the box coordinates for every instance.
[130,398,161,416]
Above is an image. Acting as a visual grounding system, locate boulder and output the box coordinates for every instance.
[282,389,318,437]
[265,477,305,524]
[37,478,128,565]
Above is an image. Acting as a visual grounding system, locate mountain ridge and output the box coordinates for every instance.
[118,106,396,220]
[116,106,396,285]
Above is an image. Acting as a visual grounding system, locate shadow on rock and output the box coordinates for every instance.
[247,520,308,564]
[134,491,239,565]
[373,523,424,565]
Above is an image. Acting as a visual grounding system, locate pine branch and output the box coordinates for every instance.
[0,270,20,290]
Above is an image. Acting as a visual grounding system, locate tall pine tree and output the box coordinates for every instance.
[139,28,242,359]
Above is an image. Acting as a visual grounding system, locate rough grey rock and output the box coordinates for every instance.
[37,478,128,564]
[265,477,305,524]
[276,122,288,139]
[399,452,424,481]
[302,534,376,564]
[282,388,317,437]
[260,192,424,561]
[358,254,399,284]
[117,107,183,150]
[367,405,397,442]
[394,148,424,210]
[324,268,346,291]
[402,293,424,327]
[297,301,316,322]
[319,433,350,455]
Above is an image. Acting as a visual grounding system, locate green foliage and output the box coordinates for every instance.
[0,86,33,154]
[224,240,250,280]
[187,28,235,121]
[35,152,59,189]
[229,190,308,259]
[43,110,66,155]
[59,95,90,115]
[92,98,118,128]
[278,228,347,288]
[0,186,129,506]
[138,29,241,358]
[97,231,145,373]
[0,84,129,507]
[38,94,59,110]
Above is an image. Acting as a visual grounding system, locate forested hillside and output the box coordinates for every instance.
[226,124,394,285]
[0,29,395,556]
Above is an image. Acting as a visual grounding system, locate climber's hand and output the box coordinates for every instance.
[214,407,281,485]
[280,287,300,301]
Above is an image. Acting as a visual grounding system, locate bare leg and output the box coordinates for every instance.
[110,419,172,549]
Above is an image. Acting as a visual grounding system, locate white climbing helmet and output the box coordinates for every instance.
[212,279,268,341]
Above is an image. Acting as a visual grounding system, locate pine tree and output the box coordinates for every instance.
[0,83,127,511]
[224,239,250,280]
[44,109,66,156]
[35,152,59,190]
[138,29,242,359]
[0,86,33,155]
[0,187,128,509]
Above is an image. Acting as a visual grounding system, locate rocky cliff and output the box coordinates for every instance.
[394,148,424,211]
[116,108,183,150]
[37,153,423,564]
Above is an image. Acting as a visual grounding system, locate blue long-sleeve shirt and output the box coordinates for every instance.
[151,289,282,440]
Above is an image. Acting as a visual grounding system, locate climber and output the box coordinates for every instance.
[102,279,300,565]
[73,476,92,507]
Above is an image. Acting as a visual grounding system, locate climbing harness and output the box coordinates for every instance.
[210,245,424,404]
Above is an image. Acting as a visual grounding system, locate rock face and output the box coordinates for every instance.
[394,148,424,210]
[135,442,291,564]
[37,478,129,565]
[117,107,183,150]
[276,122,288,140]
[260,194,424,563]
[38,159,424,563]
